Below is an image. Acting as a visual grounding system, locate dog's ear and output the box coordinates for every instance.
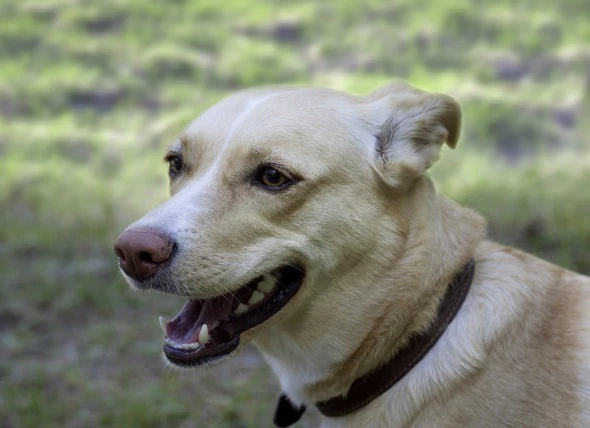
[363,83,461,185]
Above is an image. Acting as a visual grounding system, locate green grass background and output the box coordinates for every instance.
[1,0,589,426]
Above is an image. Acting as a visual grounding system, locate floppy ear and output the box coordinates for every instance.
[364,83,461,185]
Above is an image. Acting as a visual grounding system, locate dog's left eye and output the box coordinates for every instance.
[256,166,294,189]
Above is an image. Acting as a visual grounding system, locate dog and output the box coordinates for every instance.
[114,82,590,427]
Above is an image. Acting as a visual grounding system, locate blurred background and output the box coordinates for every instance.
[1,0,589,426]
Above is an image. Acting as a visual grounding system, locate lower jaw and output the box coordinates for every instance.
[163,335,240,367]
[162,264,304,367]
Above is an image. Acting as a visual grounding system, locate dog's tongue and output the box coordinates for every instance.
[165,297,233,343]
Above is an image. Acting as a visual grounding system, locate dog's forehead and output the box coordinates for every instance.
[182,88,366,160]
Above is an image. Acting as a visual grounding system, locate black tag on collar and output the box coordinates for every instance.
[273,394,306,427]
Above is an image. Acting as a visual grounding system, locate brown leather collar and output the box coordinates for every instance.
[316,259,476,418]
[273,260,476,426]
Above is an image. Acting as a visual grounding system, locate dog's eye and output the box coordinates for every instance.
[166,155,183,177]
[257,166,294,189]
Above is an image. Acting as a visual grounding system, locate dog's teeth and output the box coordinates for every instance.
[257,275,276,293]
[233,303,249,316]
[198,324,210,344]
[164,338,200,350]
[159,316,167,336]
[248,290,265,305]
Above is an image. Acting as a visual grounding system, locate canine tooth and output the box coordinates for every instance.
[257,275,276,293]
[248,290,265,305]
[233,303,249,316]
[159,316,167,336]
[198,324,210,344]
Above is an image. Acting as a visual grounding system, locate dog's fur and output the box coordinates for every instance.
[124,83,590,427]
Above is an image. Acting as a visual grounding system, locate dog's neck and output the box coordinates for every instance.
[254,178,486,408]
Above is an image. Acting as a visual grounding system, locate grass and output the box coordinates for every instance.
[1,0,589,426]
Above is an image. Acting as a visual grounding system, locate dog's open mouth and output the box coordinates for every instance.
[161,265,304,367]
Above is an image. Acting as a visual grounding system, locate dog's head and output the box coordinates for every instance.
[114,83,461,368]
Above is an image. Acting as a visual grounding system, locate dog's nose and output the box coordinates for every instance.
[114,228,175,280]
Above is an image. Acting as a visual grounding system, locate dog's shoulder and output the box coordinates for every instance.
[470,240,590,427]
